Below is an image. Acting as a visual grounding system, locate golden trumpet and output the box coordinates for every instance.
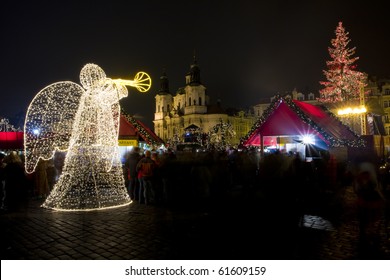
[114,71,151,93]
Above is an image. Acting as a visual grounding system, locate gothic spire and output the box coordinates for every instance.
[159,68,170,94]
[187,51,201,85]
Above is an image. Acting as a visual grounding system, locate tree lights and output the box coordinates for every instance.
[318,22,367,103]
[207,120,236,151]
[24,63,151,211]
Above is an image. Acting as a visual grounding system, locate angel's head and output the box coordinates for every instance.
[80,63,107,90]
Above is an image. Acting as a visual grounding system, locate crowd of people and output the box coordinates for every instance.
[124,147,175,206]
[0,151,62,211]
[1,147,389,254]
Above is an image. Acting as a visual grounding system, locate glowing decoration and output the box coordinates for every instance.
[0,118,23,149]
[318,22,367,103]
[166,132,183,150]
[301,135,315,145]
[115,72,151,92]
[337,106,367,116]
[24,63,151,211]
[207,120,236,151]
[0,118,22,132]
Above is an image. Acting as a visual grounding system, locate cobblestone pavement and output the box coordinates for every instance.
[1,185,389,260]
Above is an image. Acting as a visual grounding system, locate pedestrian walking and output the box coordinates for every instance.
[136,150,156,205]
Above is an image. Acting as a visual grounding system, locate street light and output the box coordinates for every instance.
[337,106,367,116]
[336,83,367,135]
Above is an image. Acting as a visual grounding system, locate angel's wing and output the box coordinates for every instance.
[24,81,85,173]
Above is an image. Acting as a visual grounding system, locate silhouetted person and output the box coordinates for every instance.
[353,161,385,256]
[151,152,163,204]
[159,149,177,205]
[33,158,49,198]
[136,150,156,205]
[3,151,28,211]
[125,147,141,200]
[46,158,57,192]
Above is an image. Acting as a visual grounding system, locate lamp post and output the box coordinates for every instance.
[359,82,367,135]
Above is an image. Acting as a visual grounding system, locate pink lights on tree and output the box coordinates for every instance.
[318,22,367,103]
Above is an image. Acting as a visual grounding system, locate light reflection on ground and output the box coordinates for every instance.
[301,214,335,231]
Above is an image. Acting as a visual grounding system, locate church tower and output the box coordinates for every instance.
[154,54,234,145]
[181,55,208,115]
[154,70,173,120]
[154,71,173,140]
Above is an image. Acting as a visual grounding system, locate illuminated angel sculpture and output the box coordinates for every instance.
[24,63,151,211]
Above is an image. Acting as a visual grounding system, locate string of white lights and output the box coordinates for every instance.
[24,63,151,211]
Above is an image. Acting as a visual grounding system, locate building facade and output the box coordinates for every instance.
[153,58,255,147]
[365,77,390,135]
[253,88,318,119]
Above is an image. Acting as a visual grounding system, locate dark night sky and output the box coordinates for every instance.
[1,0,389,129]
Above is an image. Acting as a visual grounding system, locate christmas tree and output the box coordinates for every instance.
[318,22,366,103]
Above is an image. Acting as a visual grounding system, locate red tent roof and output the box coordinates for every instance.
[119,116,138,137]
[119,112,164,146]
[293,100,360,142]
[243,96,364,147]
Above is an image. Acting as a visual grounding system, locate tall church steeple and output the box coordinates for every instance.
[159,69,170,94]
[155,69,173,122]
[186,52,201,85]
